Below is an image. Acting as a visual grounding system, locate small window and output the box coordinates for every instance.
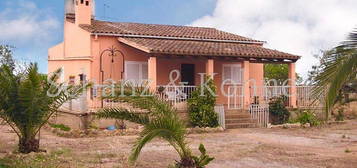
[80,0,84,4]
[69,76,75,85]
[85,1,89,6]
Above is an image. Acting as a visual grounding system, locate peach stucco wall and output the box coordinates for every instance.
[90,36,149,84]
[249,63,264,87]
[48,43,64,60]
[64,20,91,58]
[48,59,91,84]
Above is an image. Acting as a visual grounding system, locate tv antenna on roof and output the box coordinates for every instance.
[103,3,110,19]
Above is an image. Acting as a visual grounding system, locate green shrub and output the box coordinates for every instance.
[296,110,321,126]
[49,123,71,132]
[335,109,345,121]
[269,96,290,124]
[170,144,214,168]
[188,76,218,128]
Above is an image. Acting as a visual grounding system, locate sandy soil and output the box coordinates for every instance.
[1,121,357,168]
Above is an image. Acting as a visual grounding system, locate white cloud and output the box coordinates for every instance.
[0,1,60,46]
[191,0,357,78]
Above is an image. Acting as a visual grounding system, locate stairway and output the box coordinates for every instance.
[225,109,257,129]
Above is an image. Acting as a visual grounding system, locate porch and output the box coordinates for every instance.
[144,56,300,110]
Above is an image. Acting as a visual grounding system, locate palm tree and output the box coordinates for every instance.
[96,85,214,167]
[313,29,357,120]
[0,63,86,153]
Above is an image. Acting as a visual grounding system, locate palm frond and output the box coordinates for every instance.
[129,111,188,161]
[97,108,149,125]
[312,30,357,119]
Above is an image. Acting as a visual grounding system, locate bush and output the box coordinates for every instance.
[296,110,320,126]
[269,96,290,124]
[335,109,345,121]
[49,123,71,132]
[188,77,219,128]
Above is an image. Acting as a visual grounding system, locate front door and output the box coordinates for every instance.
[181,64,195,85]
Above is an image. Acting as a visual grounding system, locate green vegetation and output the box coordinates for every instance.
[96,85,214,167]
[264,64,289,84]
[312,30,357,120]
[169,144,214,168]
[264,64,301,85]
[345,149,352,153]
[0,149,73,168]
[335,108,345,121]
[188,77,219,128]
[295,110,321,126]
[49,123,71,132]
[269,96,290,124]
[0,62,86,153]
[0,45,15,70]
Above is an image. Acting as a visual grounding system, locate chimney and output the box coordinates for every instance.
[74,0,93,25]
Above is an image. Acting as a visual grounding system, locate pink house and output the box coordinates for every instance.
[48,0,300,118]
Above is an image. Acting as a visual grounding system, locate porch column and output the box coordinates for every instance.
[288,63,297,108]
[206,58,214,78]
[243,60,250,109]
[148,56,157,91]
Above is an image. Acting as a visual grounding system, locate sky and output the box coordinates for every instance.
[1,0,357,78]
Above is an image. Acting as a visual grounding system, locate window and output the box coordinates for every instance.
[69,76,75,85]
[222,64,242,84]
[80,0,84,4]
[125,61,148,84]
[85,1,89,6]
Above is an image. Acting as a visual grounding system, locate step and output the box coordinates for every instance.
[225,118,256,124]
[226,123,257,129]
[225,114,251,119]
[225,109,247,114]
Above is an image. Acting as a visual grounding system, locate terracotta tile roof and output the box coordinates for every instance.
[80,20,263,43]
[77,19,300,60]
[118,37,300,60]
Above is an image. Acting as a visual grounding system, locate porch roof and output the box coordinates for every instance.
[118,37,300,61]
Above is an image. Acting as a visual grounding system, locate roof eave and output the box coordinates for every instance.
[93,32,265,45]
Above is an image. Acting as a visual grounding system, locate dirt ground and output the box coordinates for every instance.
[1,120,357,168]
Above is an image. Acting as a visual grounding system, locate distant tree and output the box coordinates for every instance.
[264,64,301,85]
[0,45,15,70]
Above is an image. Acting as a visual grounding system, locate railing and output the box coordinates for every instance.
[68,85,322,113]
[250,85,323,108]
[249,104,269,128]
[250,86,291,106]
[297,86,324,108]
[227,85,244,109]
[214,105,226,129]
[156,85,197,109]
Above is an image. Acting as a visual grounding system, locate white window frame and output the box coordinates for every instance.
[222,64,243,84]
[124,61,148,84]
[60,67,65,83]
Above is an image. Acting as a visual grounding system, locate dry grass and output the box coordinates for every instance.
[0,120,357,168]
